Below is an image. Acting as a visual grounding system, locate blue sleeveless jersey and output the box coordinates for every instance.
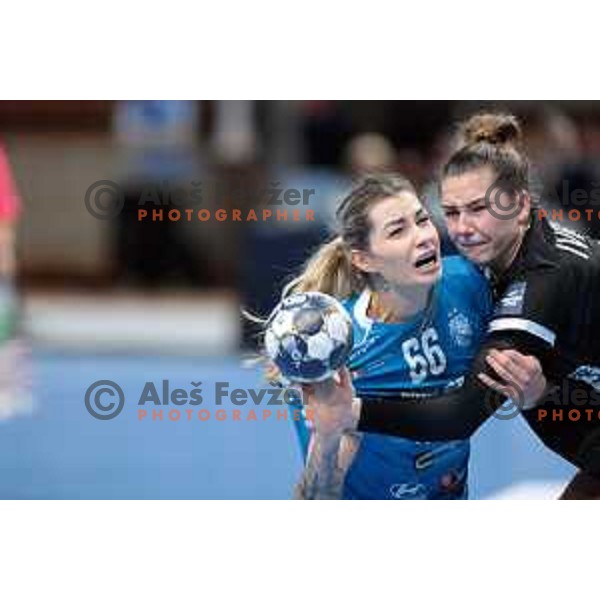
[290,255,493,499]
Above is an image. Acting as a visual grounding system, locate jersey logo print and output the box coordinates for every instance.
[493,281,527,317]
[552,224,592,260]
[389,482,427,499]
[570,365,600,392]
[448,309,475,347]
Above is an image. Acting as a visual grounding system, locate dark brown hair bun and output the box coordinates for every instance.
[461,113,522,147]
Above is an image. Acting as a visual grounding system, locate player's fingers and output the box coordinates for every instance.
[496,349,541,376]
[488,349,535,387]
[488,348,529,379]
[496,349,532,362]
[492,352,547,411]
[478,372,515,398]
[264,363,283,385]
[485,352,519,385]
[336,367,352,390]
[301,384,315,400]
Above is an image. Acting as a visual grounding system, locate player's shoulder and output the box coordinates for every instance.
[544,221,600,271]
[341,290,376,347]
[440,254,488,293]
[341,293,359,315]
[341,292,366,330]
[441,254,481,277]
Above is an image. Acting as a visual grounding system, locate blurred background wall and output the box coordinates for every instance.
[7,101,600,285]
[6,100,600,351]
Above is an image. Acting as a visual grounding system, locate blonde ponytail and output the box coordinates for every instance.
[282,236,365,299]
[242,237,362,376]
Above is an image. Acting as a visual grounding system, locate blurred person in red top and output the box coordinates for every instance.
[0,144,20,276]
[0,144,29,420]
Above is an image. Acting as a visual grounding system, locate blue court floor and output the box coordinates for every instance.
[0,350,576,499]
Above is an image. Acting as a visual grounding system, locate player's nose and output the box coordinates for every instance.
[454,211,475,236]
[415,222,437,247]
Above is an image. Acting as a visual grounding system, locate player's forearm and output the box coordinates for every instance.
[293,433,345,500]
[356,333,551,440]
[356,386,494,440]
[355,345,512,440]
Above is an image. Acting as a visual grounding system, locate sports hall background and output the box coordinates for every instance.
[3,100,599,499]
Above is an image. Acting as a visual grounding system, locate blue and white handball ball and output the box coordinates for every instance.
[264,291,354,383]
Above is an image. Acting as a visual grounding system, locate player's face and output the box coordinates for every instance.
[353,192,442,288]
[441,166,530,270]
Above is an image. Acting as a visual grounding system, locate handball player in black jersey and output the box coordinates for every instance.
[308,113,600,499]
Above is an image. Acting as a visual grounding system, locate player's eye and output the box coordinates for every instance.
[470,204,486,213]
[443,208,458,218]
[417,215,431,226]
[387,227,404,237]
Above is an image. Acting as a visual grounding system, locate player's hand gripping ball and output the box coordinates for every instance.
[264,292,354,383]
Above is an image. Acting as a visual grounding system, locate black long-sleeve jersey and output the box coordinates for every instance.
[358,215,600,474]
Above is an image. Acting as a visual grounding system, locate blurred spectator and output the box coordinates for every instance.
[301,101,352,167]
[0,145,20,277]
[114,101,209,287]
[345,132,397,174]
[0,144,31,419]
[525,108,600,238]
[211,101,259,165]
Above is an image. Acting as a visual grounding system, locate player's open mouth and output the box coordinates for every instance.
[414,251,439,271]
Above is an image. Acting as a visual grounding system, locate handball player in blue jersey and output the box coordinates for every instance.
[275,174,545,499]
